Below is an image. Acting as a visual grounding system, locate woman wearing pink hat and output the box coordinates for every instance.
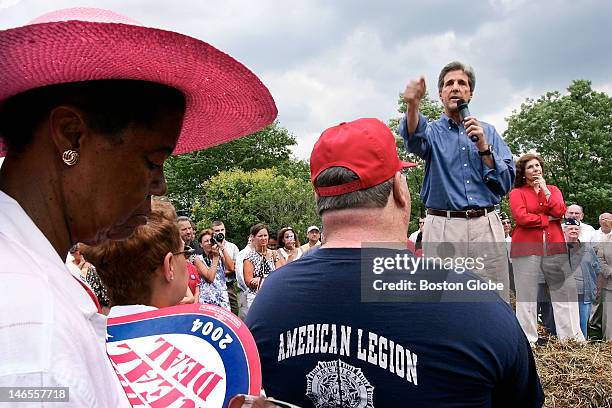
[0,7,275,406]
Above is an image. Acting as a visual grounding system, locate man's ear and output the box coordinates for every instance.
[48,106,88,155]
[392,171,409,209]
[162,252,174,283]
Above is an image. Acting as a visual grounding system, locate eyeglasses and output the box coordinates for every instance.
[173,245,195,259]
[418,221,425,225]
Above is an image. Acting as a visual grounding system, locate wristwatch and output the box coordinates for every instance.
[478,145,492,156]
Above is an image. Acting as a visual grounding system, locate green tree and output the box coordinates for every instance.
[281,158,311,182]
[504,80,612,225]
[389,92,444,234]
[192,168,319,247]
[164,121,297,212]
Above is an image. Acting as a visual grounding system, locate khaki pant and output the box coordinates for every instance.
[423,210,510,302]
[603,289,612,341]
[227,281,239,316]
[513,254,584,343]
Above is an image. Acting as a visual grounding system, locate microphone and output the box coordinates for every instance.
[457,99,478,142]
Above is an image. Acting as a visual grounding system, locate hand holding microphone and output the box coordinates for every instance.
[457,99,479,142]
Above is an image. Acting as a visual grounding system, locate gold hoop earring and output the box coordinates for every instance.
[62,150,79,166]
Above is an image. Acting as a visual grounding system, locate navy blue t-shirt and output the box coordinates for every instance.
[247,248,543,407]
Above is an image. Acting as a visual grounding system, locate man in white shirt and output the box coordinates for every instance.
[211,221,241,315]
[589,212,612,335]
[408,217,426,243]
[566,204,596,242]
[299,226,321,253]
[592,212,612,243]
[500,212,512,243]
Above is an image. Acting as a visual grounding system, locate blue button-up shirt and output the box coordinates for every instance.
[399,113,515,210]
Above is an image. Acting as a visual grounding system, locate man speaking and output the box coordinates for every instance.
[399,61,515,300]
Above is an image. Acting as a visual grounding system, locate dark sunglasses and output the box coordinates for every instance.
[173,245,195,259]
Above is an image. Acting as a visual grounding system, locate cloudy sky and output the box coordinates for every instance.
[1,0,610,159]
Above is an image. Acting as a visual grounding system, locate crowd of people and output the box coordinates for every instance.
[1,6,610,407]
[66,217,324,321]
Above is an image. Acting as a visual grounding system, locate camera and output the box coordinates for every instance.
[211,232,225,244]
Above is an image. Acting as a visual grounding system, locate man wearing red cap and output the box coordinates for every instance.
[247,118,543,407]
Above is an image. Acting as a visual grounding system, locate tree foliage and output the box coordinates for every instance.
[192,168,319,248]
[504,80,612,225]
[389,92,444,234]
[164,121,297,211]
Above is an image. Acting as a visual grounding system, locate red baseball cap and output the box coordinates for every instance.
[310,118,417,197]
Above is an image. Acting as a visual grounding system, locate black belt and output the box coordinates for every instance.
[427,206,495,219]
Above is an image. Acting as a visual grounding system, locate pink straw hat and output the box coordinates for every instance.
[0,7,278,156]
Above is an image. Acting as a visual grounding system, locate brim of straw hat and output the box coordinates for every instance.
[0,10,277,156]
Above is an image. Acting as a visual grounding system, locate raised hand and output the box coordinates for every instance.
[403,76,426,106]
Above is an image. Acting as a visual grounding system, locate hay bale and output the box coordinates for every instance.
[533,338,612,407]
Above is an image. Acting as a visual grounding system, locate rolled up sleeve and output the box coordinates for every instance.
[481,126,515,197]
[399,114,430,160]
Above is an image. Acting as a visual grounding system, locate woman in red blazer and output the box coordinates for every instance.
[509,153,583,343]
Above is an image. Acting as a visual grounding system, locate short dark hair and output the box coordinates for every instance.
[314,167,393,215]
[437,61,476,93]
[0,79,185,155]
[176,216,193,224]
[250,223,269,237]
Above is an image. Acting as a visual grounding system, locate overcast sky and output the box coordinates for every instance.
[2,0,611,159]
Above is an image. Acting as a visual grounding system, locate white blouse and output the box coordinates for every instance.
[0,190,129,407]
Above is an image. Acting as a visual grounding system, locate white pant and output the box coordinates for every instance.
[238,290,250,321]
[513,254,584,343]
[603,289,612,341]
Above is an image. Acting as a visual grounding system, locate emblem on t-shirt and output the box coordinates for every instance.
[306,360,374,408]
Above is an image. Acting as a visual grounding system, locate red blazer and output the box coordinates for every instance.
[509,184,567,257]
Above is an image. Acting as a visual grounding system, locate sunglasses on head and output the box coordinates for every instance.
[173,245,195,259]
